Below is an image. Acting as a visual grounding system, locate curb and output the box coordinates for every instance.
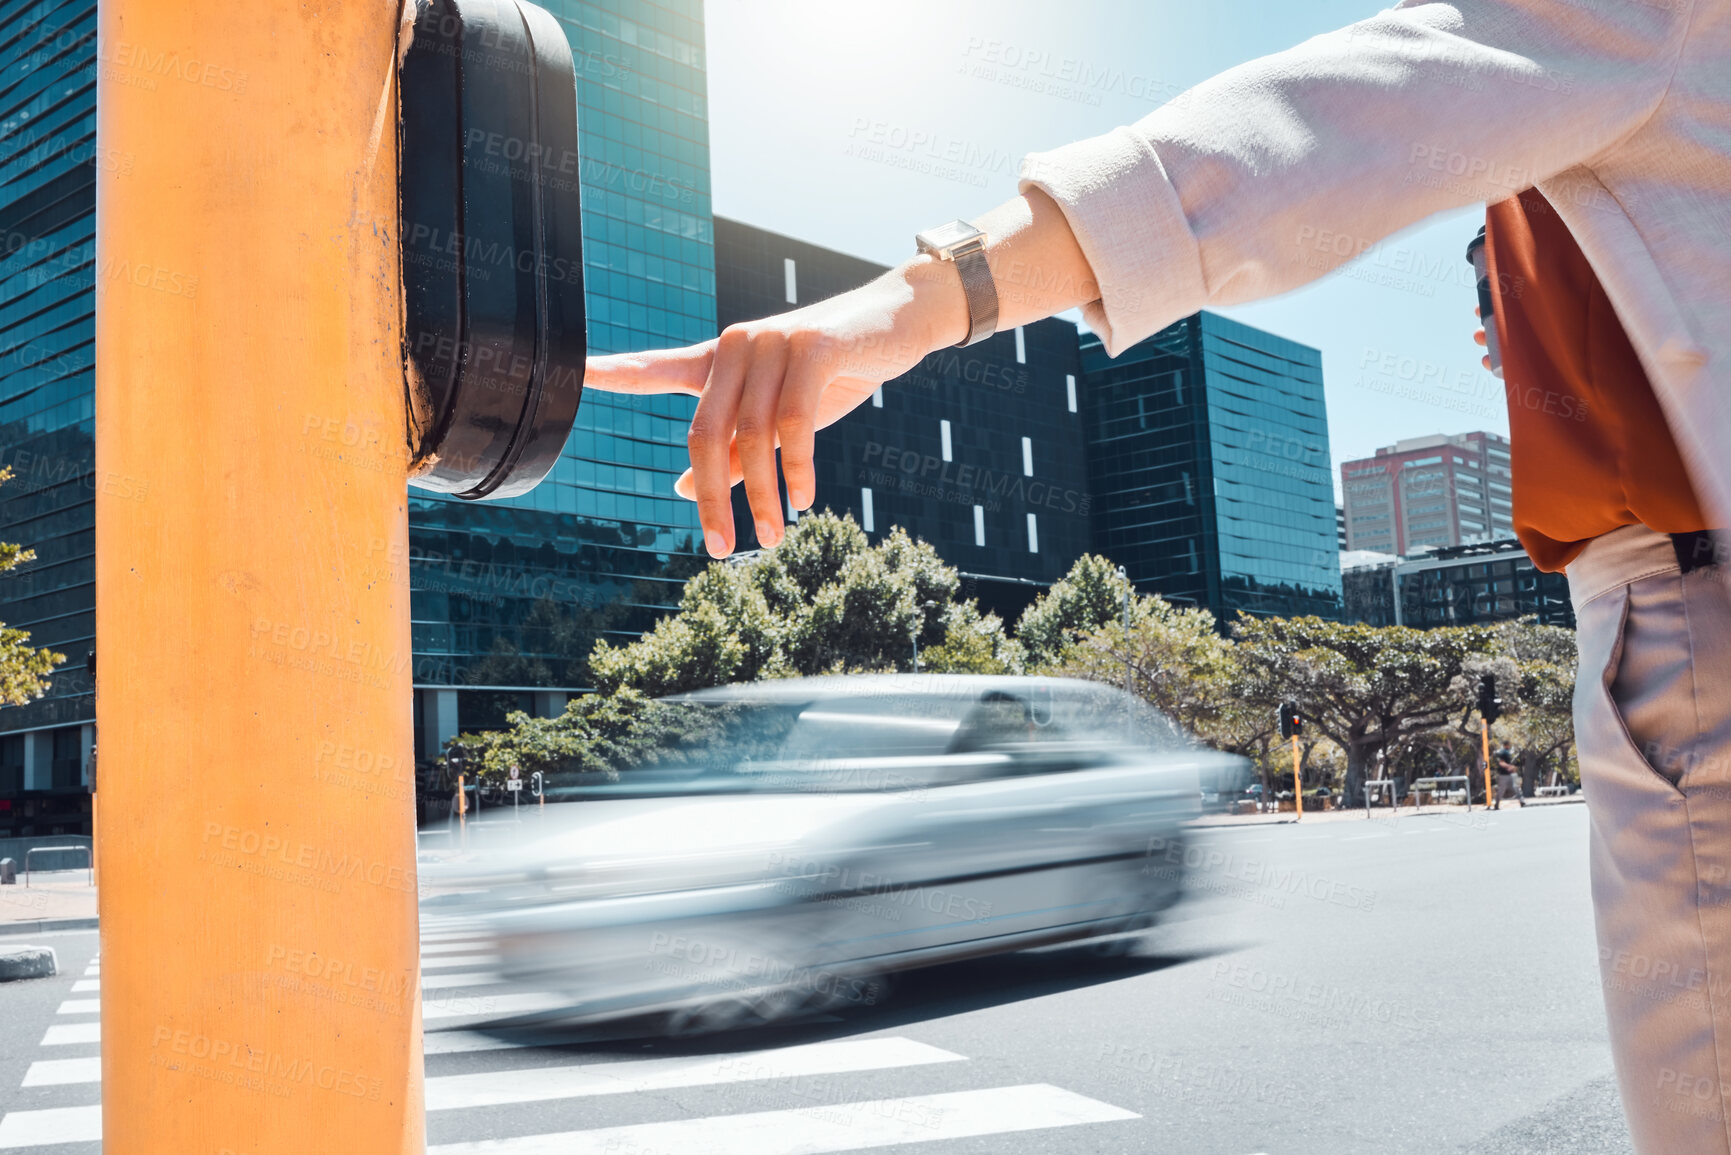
[0,916,98,936]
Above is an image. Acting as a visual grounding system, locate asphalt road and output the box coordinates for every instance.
[0,802,1628,1153]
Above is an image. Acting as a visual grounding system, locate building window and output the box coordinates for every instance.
[973,504,985,547]
[1014,326,1026,363]
[861,487,874,532]
[1066,374,1077,413]
[783,257,797,304]
[1027,513,1039,553]
[871,386,883,408]
[1021,436,1033,477]
[940,419,952,462]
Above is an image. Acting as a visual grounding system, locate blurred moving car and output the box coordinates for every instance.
[422,675,1245,1033]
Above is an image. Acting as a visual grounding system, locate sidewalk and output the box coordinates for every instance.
[0,869,97,934]
[1192,794,1584,828]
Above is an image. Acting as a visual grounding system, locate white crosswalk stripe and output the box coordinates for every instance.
[0,1104,101,1149]
[1,941,1148,1154]
[426,1083,1138,1155]
[422,940,493,954]
[425,1037,963,1111]
[422,992,566,1021]
[421,954,501,971]
[40,1023,98,1046]
[21,1058,100,1088]
[421,971,504,990]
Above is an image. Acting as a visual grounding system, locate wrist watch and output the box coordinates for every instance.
[915,219,999,347]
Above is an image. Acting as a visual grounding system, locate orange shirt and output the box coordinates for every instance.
[1484,189,1707,573]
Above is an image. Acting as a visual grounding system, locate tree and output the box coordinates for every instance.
[1231,615,1498,805]
[588,510,1015,696]
[1493,618,1578,786]
[0,468,63,705]
[1015,554,1138,669]
[1046,592,1237,741]
[445,688,746,786]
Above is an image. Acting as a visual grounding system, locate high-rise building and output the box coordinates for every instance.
[1340,432,1512,556]
[1342,538,1572,629]
[713,218,1092,618]
[409,0,718,758]
[0,0,718,838]
[1081,313,1341,621]
[0,3,100,840]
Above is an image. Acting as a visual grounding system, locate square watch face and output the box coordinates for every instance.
[916,220,984,255]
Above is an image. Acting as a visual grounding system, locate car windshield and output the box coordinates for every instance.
[546,679,1187,798]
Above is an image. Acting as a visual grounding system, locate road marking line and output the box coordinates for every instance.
[422,955,501,971]
[425,1037,964,1112]
[426,1083,1137,1154]
[40,1023,98,1046]
[1343,833,1388,841]
[0,1104,101,1148]
[423,992,567,1021]
[22,1058,101,1087]
[422,941,494,955]
[71,979,98,992]
[422,972,504,990]
[55,1000,99,1015]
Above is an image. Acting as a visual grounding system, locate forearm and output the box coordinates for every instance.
[901,187,1100,350]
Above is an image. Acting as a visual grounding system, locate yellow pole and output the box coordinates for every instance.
[96,3,422,1152]
[1482,718,1495,809]
[1292,735,1303,819]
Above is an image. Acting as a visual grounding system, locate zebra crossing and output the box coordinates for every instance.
[0,927,1148,1153]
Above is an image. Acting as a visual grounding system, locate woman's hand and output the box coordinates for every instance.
[583,260,966,555]
[582,188,1096,557]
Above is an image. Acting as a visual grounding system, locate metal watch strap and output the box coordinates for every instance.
[951,240,999,347]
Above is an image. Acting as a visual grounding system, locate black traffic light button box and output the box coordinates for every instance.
[399,0,586,500]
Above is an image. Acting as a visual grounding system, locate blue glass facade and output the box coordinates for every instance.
[0,0,719,803]
[1081,312,1341,621]
[713,218,1093,623]
[0,0,99,834]
[404,0,716,750]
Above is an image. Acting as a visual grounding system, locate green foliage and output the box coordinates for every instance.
[1015,554,1137,669]
[0,469,62,706]
[446,688,735,784]
[588,510,1013,695]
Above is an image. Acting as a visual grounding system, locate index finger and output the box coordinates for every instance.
[583,342,715,396]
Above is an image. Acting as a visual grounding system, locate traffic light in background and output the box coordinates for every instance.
[1278,701,1303,739]
[1477,674,1503,724]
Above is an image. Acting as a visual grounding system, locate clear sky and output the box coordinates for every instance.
[705,0,1506,502]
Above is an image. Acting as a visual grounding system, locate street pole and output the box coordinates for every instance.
[1292,734,1304,820]
[1118,565,1131,693]
[1482,718,1495,810]
[95,4,423,1150]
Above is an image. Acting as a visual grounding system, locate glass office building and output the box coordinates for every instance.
[0,0,718,837]
[714,218,1092,620]
[1081,312,1341,621]
[406,0,715,757]
[1343,539,1573,629]
[0,1,99,840]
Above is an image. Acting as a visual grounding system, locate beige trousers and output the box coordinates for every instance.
[1573,524,1731,1152]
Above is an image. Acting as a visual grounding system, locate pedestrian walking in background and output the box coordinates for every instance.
[1494,744,1523,809]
